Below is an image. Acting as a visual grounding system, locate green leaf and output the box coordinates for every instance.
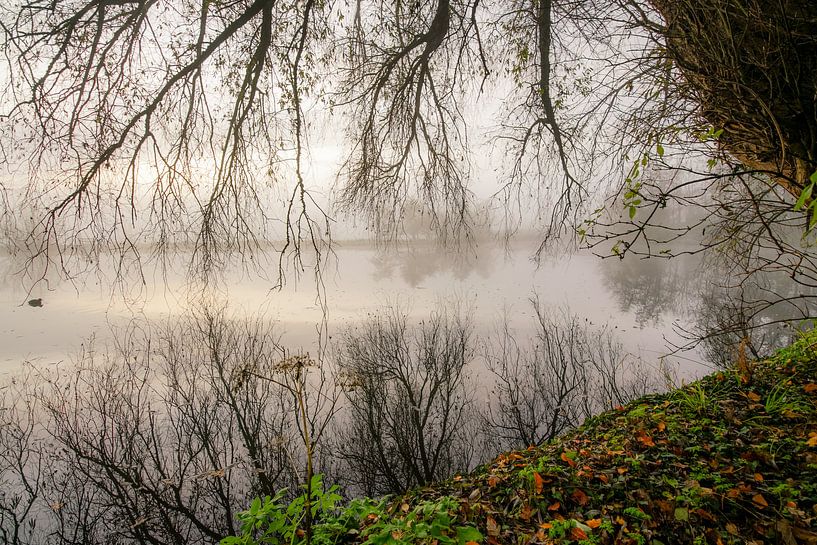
[629,205,637,219]
[656,143,664,157]
[811,169,817,184]
[794,183,813,211]
[456,526,484,545]
[674,507,689,522]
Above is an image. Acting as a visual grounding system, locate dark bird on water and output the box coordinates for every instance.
[27,298,43,307]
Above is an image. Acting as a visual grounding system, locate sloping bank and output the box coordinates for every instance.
[224,331,817,545]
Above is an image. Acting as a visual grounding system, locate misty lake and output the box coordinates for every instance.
[0,238,707,379]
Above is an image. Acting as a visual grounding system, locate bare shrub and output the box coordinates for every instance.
[484,297,659,450]
[332,305,478,496]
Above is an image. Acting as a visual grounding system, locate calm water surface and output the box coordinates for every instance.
[0,239,707,377]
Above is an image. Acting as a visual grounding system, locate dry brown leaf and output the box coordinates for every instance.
[571,489,589,506]
[486,515,500,537]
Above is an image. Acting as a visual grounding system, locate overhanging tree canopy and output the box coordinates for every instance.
[0,0,815,285]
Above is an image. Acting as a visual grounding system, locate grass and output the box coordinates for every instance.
[226,330,817,545]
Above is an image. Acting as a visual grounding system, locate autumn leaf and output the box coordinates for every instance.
[533,472,544,493]
[752,493,769,508]
[561,452,577,468]
[586,519,602,529]
[754,473,764,482]
[487,475,499,488]
[547,501,561,511]
[636,432,655,447]
[804,383,817,393]
[747,391,761,402]
[725,522,739,535]
[807,433,817,447]
[656,421,666,432]
[570,527,588,540]
[571,488,589,506]
[519,504,532,521]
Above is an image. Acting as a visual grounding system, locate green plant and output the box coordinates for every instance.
[221,474,343,545]
[763,381,811,416]
[359,496,483,545]
[622,507,651,522]
[546,519,576,539]
[674,381,714,415]
[794,169,817,232]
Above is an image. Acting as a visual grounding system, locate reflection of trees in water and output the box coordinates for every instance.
[601,253,699,327]
[370,242,497,287]
[687,266,817,368]
[680,180,817,366]
[483,298,660,452]
[0,309,306,545]
[0,302,664,543]
[331,306,478,497]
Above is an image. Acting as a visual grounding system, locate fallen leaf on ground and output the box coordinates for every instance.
[533,472,544,493]
[570,527,588,540]
[571,489,589,506]
[486,516,500,537]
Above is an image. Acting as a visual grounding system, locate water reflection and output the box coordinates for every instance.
[600,253,700,327]
[368,241,496,287]
[0,301,664,544]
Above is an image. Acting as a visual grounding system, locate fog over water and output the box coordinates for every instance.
[0,235,707,379]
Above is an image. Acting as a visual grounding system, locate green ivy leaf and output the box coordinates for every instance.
[456,526,484,545]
